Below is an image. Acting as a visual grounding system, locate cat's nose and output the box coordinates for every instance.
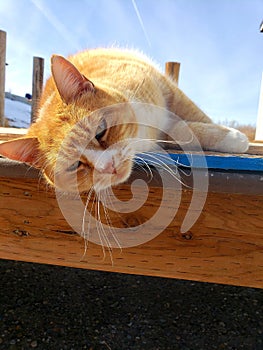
[97,159,117,174]
[103,162,117,174]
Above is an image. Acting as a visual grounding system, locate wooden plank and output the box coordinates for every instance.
[248,142,263,155]
[0,158,262,195]
[0,166,263,288]
[255,72,263,141]
[31,57,44,123]
[165,62,180,84]
[0,30,6,126]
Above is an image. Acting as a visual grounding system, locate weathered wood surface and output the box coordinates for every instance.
[0,30,6,126]
[165,62,180,84]
[0,159,263,288]
[31,57,44,123]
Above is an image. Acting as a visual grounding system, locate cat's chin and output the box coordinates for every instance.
[111,169,131,186]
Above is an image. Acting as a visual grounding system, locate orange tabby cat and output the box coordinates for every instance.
[0,48,249,193]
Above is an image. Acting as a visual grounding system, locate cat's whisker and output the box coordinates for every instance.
[95,192,116,264]
[142,150,195,180]
[85,187,97,240]
[79,187,97,260]
[98,191,117,250]
[132,135,195,173]
[142,151,179,176]
[133,162,153,180]
[82,239,88,262]
[100,186,133,240]
[22,154,48,191]
[128,136,195,150]
[163,157,192,179]
[141,149,193,170]
[94,195,107,261]
[139,151,189,187]
[97,192,115,265]
[84,189,97,254]
[96,195,115,265]
[132,155,154,182]
[81,186,94,237]
[100,188,123,254]
[39,160,55,193]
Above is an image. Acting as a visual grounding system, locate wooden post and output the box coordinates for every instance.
[0,30,6,127]
[31,56,44,123]
[255,72,263,141]
[165,61,180,84]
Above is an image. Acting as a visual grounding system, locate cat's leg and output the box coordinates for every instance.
[165,86,249,152]
[166,86,213,123]
[168,120,249,153]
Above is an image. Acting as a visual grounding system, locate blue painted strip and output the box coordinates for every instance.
[135,153,263,172]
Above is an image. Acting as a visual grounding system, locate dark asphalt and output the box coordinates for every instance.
[0,259,262,350]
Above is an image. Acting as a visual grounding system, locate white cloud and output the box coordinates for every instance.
[30,0,81,51]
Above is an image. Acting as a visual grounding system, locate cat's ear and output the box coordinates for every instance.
[51,55,95,104]
[0,137,42,168]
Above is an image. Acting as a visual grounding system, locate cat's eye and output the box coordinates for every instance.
[67,160,82,172]
[95,118,107,141]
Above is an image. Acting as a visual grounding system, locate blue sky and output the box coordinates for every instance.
[0,0,262,124]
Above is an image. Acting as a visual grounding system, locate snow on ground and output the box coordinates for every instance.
[4,97,31,128]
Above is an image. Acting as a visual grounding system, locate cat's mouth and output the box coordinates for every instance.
[93,162,131,191]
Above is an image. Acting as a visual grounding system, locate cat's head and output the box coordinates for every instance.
[0,55,138,193]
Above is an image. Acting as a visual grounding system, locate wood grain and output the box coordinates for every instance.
[165,62,180,84]
[0,31,6,126]
[31,57,44,123]
[0,173,263,288]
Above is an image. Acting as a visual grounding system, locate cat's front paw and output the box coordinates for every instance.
[214,127,249,153]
